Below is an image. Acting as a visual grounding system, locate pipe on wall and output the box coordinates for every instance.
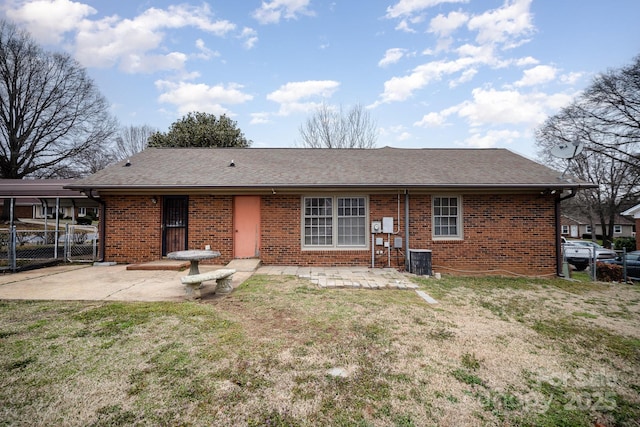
[405,190,410,272]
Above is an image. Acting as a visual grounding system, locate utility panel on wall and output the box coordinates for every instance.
[382,217,394,234]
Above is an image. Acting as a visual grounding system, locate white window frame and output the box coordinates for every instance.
[561,225,569,235]
[432,195,463,240]
[613,225,622,234]
[78,207,87,217]
[301,195,369,250]
[585,225,592,233]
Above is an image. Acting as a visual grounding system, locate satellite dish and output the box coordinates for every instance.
[551,140,585,180]
[550,141,584,159]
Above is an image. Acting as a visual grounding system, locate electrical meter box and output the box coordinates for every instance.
[371,221,382,233]
[382,217,394,234]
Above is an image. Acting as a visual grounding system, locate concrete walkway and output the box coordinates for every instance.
[0,261,419,302]
[258,266,418,290]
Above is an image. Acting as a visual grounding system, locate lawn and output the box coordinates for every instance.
[1,274,639,426]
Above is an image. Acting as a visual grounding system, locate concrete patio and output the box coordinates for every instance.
[0,261,420,302]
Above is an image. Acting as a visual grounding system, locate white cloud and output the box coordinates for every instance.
[155,81,253,116]
[240,27,258,49]
[464,129,521,148]
[560,71,583,85]
[414,112,447,127]
[193,39,219,61]
[267,80,339,104]
[371,57,477,106]
[385,0,468,19]
[6,2,236,73]
[456,87,574,127]
[428,10,468,37]
[467,0,534,48]
[267,80,340,116]
[449,68,477,87]
[515,56,539,66]
[514,65,557,87]
[250,112,271,125]
[4,0,96,43]
[252,0,314,25]
[378,48,407,67]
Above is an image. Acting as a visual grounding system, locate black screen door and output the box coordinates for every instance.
[162,196,188,255]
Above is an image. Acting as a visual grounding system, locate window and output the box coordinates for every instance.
[585,225,592,233]
[303,196,367,248]
[433,196,462,239]
[614,225,622,234]
[79,207,87,216]
[561,225,569,235]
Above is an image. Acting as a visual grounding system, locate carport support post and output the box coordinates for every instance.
[9,198,16,272]
[54,197,60,259]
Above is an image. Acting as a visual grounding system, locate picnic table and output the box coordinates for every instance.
[167,249,221,275]
[167,249,233,299]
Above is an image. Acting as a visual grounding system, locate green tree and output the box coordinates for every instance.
[0,19,117,179]
[148,112,251,148]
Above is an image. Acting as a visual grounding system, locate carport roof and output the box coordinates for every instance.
[66,147,596,193]
[0,179,88,198]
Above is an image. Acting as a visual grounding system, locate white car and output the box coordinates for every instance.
[562,238,617,271]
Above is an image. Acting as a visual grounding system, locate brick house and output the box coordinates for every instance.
[560,213,636,239]
[67,147,594,276]
[622,204,640,249]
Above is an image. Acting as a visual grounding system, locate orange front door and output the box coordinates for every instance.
[234,196,261,258]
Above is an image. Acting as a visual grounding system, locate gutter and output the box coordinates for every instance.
[556,188,578,276]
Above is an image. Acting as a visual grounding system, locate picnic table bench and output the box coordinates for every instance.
[180,268,236,299]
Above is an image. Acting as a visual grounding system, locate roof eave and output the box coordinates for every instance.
[66,181,595,196]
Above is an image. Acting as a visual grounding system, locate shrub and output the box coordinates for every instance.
[76,217,92,225]
[614,237,636,252]
[596,262,624,282]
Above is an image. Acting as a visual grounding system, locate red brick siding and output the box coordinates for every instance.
[103,195,162,262]
[421,194,557,276]
[187,195,234,262]
[102,192,558,276]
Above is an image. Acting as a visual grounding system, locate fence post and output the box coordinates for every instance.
[64,223,69,263]
[10,225,16,272]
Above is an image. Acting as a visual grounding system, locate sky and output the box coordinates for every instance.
[1,0,640,160]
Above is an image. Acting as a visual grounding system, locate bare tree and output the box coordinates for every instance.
[536,55,640,247]
[113,125,156,161]
[0,19,117,179]
[298,103,378,148]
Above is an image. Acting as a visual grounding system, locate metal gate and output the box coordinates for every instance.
[0,224,99,272]
[64,224,99,262]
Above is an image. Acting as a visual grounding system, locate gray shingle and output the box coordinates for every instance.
[68,147,591,191]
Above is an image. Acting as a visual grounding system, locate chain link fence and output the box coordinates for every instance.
[0,224,99,272]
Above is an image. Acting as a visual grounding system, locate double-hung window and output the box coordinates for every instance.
[433,196,462,239]
[303,196,367,249]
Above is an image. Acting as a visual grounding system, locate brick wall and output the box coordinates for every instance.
[102,192,558,276]
[103,195,162,263]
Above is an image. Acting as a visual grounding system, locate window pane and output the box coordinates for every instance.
[304,198,333,246]
[337,197,366,246]
[433,196,460,237]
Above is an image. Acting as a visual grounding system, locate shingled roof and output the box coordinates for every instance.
[67,147,593,193]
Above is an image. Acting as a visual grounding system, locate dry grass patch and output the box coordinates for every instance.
[1,275,639,426]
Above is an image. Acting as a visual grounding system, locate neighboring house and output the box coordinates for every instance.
[560,214,635,239]
[0,179,100,222]
[622,204,640,250]
[67,147,594,276]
